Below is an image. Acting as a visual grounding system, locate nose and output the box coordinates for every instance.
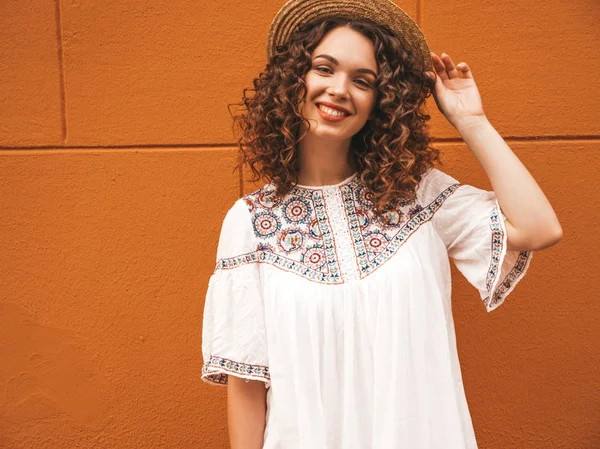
[326,74,349,98]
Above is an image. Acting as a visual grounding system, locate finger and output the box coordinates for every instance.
[440,53,460,78]
[455,62,474,79]
[430,52,450,81]
[424,71,442,93]
[425,69,443,93]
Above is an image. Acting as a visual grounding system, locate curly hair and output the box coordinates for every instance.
[228,15,442,223]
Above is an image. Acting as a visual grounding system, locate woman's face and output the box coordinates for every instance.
[298,26,378,142]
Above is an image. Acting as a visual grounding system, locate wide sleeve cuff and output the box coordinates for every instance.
[481,199,533,312]
[201,265,270,388]
[202,355,270,387]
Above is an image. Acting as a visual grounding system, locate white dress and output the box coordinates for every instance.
[201,167,533,449]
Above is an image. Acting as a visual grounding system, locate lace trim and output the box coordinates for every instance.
[322,186,360,281]
[311,189,344,280]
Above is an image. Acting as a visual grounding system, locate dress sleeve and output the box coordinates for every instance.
[418,167,533,312]
[201,198,270,388]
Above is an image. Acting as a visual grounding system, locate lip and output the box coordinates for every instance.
[316,101,352,115]
[315,102,352,122]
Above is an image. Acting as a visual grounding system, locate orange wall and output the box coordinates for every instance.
[1,0,598,448]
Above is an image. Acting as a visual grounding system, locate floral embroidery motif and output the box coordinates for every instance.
[216,176,462,283]
[279,228,304,252]
[283,197,312,223]
[357,184,374,206]
[253,211,280,237]
[202,355,270,386]
[341,182,431,276]
[303,245,327,270]
[363,231,389,254]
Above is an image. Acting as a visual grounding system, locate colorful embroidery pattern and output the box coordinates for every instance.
[240,184,343,283]
[341,181,451,277]
[214,176,462,283]
[202,355,270,386]
[484,251,530,310]
[484,203,532,310]
[486,203,505,293]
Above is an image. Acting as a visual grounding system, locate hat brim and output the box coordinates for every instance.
[267,0,433,72]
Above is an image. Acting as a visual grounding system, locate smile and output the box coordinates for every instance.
[316,103,351,121]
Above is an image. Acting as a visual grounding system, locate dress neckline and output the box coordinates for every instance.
[294,171,359,190]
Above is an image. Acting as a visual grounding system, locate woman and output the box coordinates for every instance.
[201,1,563,448]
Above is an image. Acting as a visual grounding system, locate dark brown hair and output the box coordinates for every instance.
[228,15,442,222]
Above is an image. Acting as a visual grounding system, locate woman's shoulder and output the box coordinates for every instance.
[219,182,281,239]
[240,181,286,213]
[416,167,461,205]
[215,196,259,261]
[222,180,277,216]
[222,196,252,223]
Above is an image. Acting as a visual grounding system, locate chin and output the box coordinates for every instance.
[310,129,355,141]
[312,121,367,140]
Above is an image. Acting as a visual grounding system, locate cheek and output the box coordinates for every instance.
[304,73,322,92]
[358,93,377,116]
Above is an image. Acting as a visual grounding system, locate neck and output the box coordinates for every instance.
[296,134,357,186]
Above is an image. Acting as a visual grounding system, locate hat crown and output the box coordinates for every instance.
[266,0,432,72]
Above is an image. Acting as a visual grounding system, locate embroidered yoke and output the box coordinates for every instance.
[201,167,532,449]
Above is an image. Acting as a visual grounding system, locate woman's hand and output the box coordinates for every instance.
[425,52,486,130]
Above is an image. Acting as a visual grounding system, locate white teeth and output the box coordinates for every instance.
[318,104,348,117]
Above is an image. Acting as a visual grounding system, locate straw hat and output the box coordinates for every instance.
[266,0,433,72]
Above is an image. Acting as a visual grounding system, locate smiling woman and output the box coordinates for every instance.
[201,1,561,448]
[297,27,379,145]
[229,15,439,220]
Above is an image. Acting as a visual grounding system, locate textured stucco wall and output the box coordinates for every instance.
[1,0,598,448]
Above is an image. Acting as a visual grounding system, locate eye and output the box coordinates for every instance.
[314,66,332,74]
[314,66,372,88]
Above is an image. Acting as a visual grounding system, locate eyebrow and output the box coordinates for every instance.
[313,54,377,77]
